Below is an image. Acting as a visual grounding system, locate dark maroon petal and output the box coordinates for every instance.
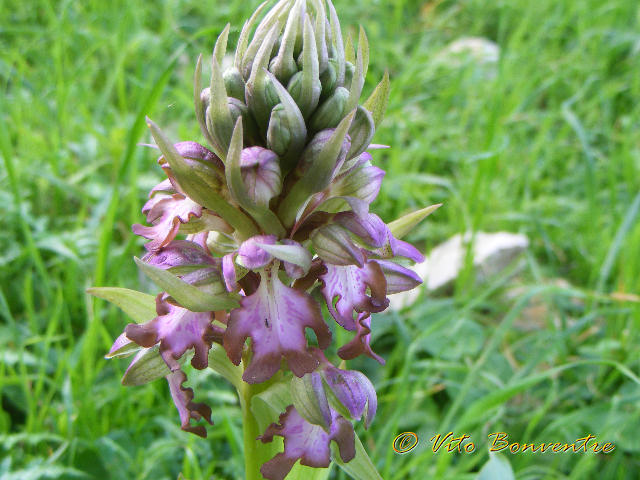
[320,260,388,330]
[223,268,331,384]
[237,235,277,269]
[375,260,422,294]
[132,193,203,252]
[125,295,214,371]
[338,313,385,365]
[166,369,213,438]
[259,405,355,480]
[292,259,327,292]
[143,240,218,270]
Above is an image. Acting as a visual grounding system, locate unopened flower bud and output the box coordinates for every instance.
[319,60,337,100]
[239,147,282,206]
[309,86,348,132]
[228,97,259,145]
[310,224,364,267]
[287,70,322,119]
[344,61,355,87]
[237,235,277,270]
[223,67,246,101]
[346,105,375,160]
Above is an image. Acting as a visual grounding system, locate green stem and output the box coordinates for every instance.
[239,380,261,480]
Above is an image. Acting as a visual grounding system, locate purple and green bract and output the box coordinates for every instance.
[94,0,435,478]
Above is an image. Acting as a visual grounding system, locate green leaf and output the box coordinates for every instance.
[332,433,382,480]
[121,347,171,386]
[86,287,157,323]
[387,203,442,239]
[134,257,239,312]
[477,454,515,480]
[363,70,390,128]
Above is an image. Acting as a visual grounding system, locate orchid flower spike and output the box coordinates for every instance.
[92,1,437,478]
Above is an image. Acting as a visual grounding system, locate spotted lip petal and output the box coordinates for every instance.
[320,259,388,330]
[258,405,355,480]
[132,193,203,252]
[337,312,385,364]
[166,369,213,438]
[223,267,332,384]
[125,294,215,371]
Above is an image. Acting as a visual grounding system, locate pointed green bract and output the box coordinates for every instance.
[121,347,171,386]
[194,54,223,157]
[87,287,157,323]
[363,70,390,128]
[134,257,239,312]
[331,435,383,480]
[388,203,443,239]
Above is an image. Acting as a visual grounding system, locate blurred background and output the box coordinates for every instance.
[1,0,639,478]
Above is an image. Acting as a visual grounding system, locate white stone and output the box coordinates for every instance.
[388,232,529,310]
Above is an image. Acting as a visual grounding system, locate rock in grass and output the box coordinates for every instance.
[389,231,529,310]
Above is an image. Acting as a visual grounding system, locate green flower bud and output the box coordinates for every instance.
[319,60,337,100]
[245,25,282,135]
[287,71,321,119]
[308,86,348,132]
[228,97,260,146]
[346,105,375,160]
[269,0,304,84]
[266,104,291,156]
[344,61,355,88]
[223,67,246,101]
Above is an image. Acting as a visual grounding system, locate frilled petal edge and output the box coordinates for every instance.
[258,405,355,480]
[223,267,331,384]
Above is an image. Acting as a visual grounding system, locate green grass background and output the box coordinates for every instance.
[1,0,640,478]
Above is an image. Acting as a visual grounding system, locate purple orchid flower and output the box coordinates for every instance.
[98,1,433,477]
